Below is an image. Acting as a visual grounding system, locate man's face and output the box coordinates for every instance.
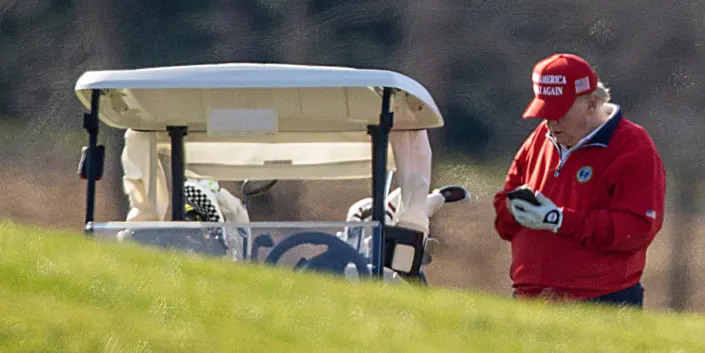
[545,96,595,147]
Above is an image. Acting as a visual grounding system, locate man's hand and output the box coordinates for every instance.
[509,190,563,233]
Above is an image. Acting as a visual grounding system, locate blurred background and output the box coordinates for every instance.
[0,0,703,312]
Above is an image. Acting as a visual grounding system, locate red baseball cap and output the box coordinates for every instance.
[522,53,599,121]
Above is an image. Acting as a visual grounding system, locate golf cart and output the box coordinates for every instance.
[76,63,466,281]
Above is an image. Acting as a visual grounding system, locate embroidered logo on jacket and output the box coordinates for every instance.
[576,166,593,183]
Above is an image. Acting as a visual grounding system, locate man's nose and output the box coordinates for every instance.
[546,119,559,127]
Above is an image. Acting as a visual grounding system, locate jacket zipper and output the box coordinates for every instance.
[554,154,569,177]
[550,138,568,177]
[551,141,606,177]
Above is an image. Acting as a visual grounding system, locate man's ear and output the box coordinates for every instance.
[586,95,600,112]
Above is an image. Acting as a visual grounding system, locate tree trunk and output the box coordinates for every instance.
[669,169,697,311]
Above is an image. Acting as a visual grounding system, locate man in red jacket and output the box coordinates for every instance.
[493,53,666,307]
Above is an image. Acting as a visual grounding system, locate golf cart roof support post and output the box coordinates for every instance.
[168,126,188,221]
[83,89,101,225]
[369,87,394,277]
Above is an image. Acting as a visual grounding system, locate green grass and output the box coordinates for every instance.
[0,220,703,353]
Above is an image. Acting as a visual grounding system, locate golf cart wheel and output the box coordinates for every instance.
[264,231,370,278]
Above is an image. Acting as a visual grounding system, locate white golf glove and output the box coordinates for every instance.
[509,191,563,233]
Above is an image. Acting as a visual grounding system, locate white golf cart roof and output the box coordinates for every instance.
[75,63,443,181]
[75,63,443,133]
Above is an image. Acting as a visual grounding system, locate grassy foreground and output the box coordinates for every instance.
[0,221,703,353]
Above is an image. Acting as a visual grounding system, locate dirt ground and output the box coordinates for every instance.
[1,166,702,312]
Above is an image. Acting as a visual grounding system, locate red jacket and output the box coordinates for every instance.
[493,106,666,299]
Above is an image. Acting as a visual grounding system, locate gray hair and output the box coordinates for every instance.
[591,81,611,103]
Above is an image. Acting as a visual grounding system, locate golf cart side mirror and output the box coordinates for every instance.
[78,145,105,180]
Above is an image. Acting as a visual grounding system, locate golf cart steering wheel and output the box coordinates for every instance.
[264,232,370,278]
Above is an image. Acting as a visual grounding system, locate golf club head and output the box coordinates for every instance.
[433,185,471,203]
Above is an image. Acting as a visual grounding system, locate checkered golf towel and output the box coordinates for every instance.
[184,179,225,222]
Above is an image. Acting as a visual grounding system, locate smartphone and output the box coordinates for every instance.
[507,186,541,206]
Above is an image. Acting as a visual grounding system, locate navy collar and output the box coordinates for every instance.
[584,105,622,147]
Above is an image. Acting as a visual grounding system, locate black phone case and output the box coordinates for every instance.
[507,188,541,206]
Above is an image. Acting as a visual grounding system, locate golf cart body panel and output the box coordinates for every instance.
[75,63,443,132]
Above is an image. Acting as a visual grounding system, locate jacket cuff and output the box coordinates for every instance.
[557,207,583,238]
